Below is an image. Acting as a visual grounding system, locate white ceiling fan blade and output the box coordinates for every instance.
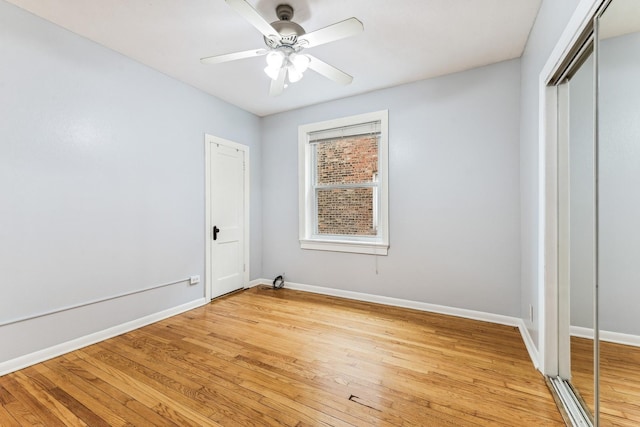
[200,49,267,65]
[269,67,286,96]
[307,55,353,85]
[226,0,282,42]
[298,18,363,48]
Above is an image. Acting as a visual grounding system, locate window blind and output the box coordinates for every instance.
[308,120,381,144]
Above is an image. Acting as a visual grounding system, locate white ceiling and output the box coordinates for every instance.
[8,0,543,117]
[600,0,640,39]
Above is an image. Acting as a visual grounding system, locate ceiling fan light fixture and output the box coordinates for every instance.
[266,50,285,68]
[289,52,310,73]
[287,65,303,83]
[204,1,362,95]
[264,64,281,80]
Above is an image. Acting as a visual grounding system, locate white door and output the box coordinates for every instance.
[206,137,248,299]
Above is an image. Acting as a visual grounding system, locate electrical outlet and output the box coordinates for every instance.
[529,304,534,322]
[190,275,200,285]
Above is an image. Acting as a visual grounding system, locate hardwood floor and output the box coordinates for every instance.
[570,336,596,417]
[0,286,564,426]
[571,336,640,427]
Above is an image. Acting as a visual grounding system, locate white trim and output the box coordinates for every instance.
[0,298,207,376]
[557,82,572,380]
[540,84,560,376]
[571,326,640,348]
[285,281,520,325]
[251,278,520,325]
[204,134,251,301]
[298,110,389,255]
[541,0,603,84]
[299,239,388,255]
[538,0,607,376]
[519,319,541,369]
[570,325,596,339]
[250,278,542,366]
[247,278,264,288]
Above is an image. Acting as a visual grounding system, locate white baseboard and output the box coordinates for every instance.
[247,278,264,288]
[518,320,540,369]
[252,278,542,366]
[0,298,207,376]
[571,325,640,347]
[570,325,595,340]
[263,279,521,325]
[3,276,544,377]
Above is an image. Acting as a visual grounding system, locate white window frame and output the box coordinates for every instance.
[298,110,389,255]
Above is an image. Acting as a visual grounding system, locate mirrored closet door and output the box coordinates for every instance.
[566,48,596,419]
[557,46,596,425]
[595,1,640,425]
[556,1,640,425]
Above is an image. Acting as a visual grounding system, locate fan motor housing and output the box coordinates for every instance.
[276,4,294,21]
[263,4,305,47]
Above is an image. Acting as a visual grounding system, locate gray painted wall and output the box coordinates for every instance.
[0,1,262,363]
[564,32,640,337]
[519,0,581,348]
[598,32,640,335]
[568,54,595,330]
[261,59,522,317]
[3,0,612,368]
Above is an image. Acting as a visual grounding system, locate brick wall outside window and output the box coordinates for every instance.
[315,135,378,236]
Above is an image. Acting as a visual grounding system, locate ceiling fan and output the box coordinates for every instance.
[201,0,364,96]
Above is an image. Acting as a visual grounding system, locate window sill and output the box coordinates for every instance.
[300,239,388,255]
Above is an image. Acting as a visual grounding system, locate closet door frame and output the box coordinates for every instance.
[538,0,608,379]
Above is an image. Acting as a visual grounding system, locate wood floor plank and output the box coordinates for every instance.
[0,286,565,426]
[2,398,46,426]
[73,348,221,427]
[82,346,221,421]
[106,336,298,427]
[114,332,315,427]
[11,371,88,427]
[1,376,67,427]
[571,336,640,426]
[34,362,125,427]
[129,330,360,426]
[0,385,25,427]
[0,402,21,427]
[55,356,177,427]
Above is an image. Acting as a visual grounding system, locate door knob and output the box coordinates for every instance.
[213,226,220,241]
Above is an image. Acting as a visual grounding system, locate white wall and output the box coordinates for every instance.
[0,1,262,364]
[519,0,581,348]
[261,59,522,317]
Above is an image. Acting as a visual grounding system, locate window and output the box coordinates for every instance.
[298,110,389,255]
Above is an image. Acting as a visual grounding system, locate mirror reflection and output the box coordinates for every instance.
[597,0,640,424]
[567,49,596,417]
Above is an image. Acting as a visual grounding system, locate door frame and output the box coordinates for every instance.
[204,134,250,301]
[538,0,608,377]
[539,3,612,424]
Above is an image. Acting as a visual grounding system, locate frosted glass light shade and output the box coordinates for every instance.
[264,50,308,83]
[266,51,285,68]
[290,53,310,73]
[287,65,303,83]
[264,65,281,80]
